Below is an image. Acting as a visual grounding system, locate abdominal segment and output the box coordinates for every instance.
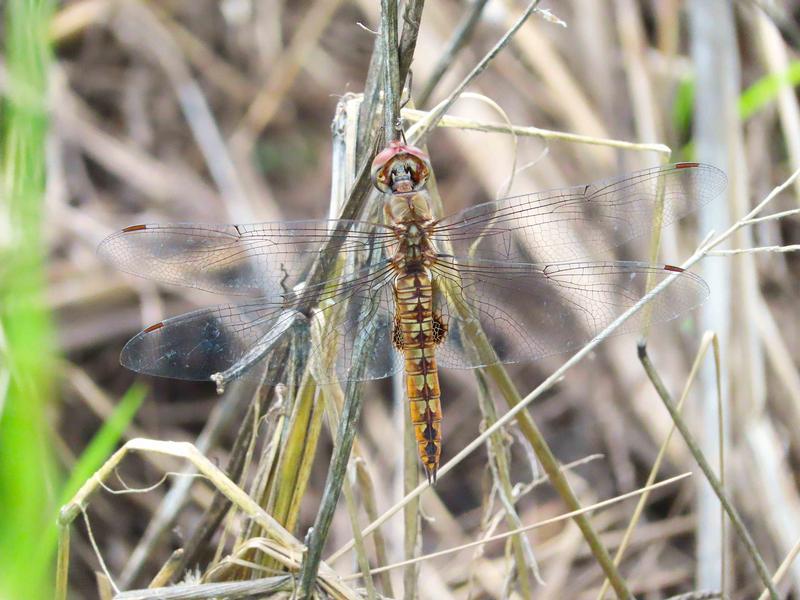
[394,269,443,482]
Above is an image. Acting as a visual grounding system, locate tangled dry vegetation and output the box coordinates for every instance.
[39,0,800,598]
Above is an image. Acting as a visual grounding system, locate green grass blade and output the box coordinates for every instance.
[739,60,800,121]
[58,383,147,506]
[674,60,800,140]
[0,1,56,599]
[33,383,147,580]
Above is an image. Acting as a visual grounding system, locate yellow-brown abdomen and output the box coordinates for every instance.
[394,269,442,482]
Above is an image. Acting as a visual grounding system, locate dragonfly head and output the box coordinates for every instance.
[371,141,431,194]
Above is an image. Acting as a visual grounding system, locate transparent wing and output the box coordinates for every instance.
[120,260,402,384]
[431,256,709,369]
[431,163,726,263]
[98,220,396,298]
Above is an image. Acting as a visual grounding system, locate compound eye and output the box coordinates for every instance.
[372,165,391,193]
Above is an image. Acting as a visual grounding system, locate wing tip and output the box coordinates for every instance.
[97,224,148,258]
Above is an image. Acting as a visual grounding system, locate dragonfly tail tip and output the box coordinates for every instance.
[425,464,438,485]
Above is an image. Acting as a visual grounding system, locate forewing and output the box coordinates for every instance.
[431,163,726,263]
[431,257,709,369]
[120,260,402,384]
[98,220,395,298]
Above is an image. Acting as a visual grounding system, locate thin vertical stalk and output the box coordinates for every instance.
[55,524,69,600]
[597,331,721,600]
[297,313,376,596]
[477,371,537,597]
[689,0,738,590]
[638,343,778,599]
[355,461,395,597]
[381,0,401,142]
[482,362,633,599]
[398,0,425,85]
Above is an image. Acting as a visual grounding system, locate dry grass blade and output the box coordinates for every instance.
[758,535,800,600]
[402,107,671,155]
[341,472,692,582]
[638,346,774,597]
[597,331,722,600]
[56,439,351,599]
[409,0,542,146]
[476,371,540,594]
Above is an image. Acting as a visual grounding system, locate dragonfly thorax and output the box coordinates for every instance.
[384,190,435,224]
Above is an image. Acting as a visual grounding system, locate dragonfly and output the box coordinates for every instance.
[99,141,726,482]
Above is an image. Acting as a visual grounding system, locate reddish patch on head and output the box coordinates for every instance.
[143,322,164,333]
[675,162,699,169]
[122,224,148,232]
[371,140,429,171]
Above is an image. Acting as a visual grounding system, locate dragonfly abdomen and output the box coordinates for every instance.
[394,269,443,482]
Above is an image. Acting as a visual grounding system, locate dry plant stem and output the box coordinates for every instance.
[341,473,692,582]
[381,0,401,141]
[166,386,272,582]
[597,331,722,600]
[357,43,384,159]
[417,0,490,107]
[239,371,320,580]
[148,550,183,588]
[55,522,70,600]
[402,108,671,156]
[113,576,293,599]
[409,0,542,146]
[398,0,425,85]
[56,439,296,596]
[758,535,800,600]
[482,362,633,599]
[329,168,800,590]
[476,371,537,595]
[355,461,395,597]
[119,392,245,587]
[707,244,800,256]
[342,465,377,600]
[741,207,800,225]
[318,375,377,598]
[297,349,371,595]
[637,346,777,599]
[56,439,354,599]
